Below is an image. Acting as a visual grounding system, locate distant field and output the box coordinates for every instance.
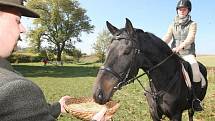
[80,55,99,63]
[197,55,215,67]
[12,59,215,121]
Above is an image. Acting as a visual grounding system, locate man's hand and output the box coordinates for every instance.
[59,96,72,113]
[91,107,111,121]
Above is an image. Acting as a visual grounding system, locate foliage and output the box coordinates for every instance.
[8,52,42,63]
[64,46,82,62]
[93,29,111,62]
[39,49,48,58]
[26,0,94,61]
[27,27,44,52]
[47,51,55,61]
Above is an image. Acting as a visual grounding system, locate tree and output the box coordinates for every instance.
[64,46,82,62]
[26,0,94,61]
[93,30,111,62]
[71,49,82,62]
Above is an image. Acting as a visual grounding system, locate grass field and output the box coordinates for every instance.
[197,55,215,67]
[12,60,215,121]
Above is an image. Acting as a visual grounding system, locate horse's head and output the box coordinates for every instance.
[93,18,142,104]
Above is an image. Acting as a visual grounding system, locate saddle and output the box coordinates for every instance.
[181,61,206,89]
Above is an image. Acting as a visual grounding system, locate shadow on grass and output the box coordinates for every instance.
[13,65,99,78]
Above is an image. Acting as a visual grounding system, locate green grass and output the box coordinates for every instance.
[12,62,215,121]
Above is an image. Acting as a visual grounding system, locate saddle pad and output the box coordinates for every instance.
[181,64,192,88]
[181,64,206,88]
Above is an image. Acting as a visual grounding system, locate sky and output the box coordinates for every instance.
[20,0,215,55]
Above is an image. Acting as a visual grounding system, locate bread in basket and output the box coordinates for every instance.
[64,97,120,121]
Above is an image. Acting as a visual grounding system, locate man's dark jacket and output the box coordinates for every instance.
[0,59,61,121]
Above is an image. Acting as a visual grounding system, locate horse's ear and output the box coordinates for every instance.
[106,21,119,35]
[125,18,134,35]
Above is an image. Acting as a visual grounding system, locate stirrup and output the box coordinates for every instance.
[192,99,203,111]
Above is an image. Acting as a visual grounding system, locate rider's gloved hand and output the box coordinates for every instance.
[172,45,184,53]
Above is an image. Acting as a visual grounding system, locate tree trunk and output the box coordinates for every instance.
[56,46,62,61]
[57,52,61,61]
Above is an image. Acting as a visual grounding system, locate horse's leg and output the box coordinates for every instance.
[188,108,194,121]
[145,92,162,121]
[170,113,182,121]
[149,109,162,121]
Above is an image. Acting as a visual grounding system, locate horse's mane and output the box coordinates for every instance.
[116,27,172,55]
[147,32,172,53]
[135,29,182,62]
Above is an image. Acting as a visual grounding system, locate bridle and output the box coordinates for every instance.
[100,47,141,90]
[99,34,175,90]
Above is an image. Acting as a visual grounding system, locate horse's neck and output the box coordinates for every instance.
[137,32,183,90]
[146,56,181,91]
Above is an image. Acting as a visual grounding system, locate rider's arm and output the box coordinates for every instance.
[162,24,173,44]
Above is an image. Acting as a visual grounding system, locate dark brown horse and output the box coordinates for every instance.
[93,18,208,121]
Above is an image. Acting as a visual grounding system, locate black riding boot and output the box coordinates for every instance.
[192,82,203,111]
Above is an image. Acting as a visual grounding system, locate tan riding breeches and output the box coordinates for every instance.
[182,54,201,82]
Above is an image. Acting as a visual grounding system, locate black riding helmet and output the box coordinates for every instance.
[176,0,192,12]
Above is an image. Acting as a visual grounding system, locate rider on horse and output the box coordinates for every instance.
[163,0,203,111]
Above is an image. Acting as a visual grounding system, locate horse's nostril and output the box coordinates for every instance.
[98,89,103,101]
[98,94,103,101]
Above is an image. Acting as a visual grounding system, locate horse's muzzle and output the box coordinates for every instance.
[93,88,108,104]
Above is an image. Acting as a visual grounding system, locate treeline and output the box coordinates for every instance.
[8,47,85,63]
[8,53,41,63]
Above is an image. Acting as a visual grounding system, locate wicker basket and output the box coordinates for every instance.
[64,97,120,121]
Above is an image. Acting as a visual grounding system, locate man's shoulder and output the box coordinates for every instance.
[0,59,14,71]
[0,67,41,95]
[0,67,27,85]
[0,67,21,78]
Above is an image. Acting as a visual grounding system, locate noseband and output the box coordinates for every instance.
[99,35,175,90]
